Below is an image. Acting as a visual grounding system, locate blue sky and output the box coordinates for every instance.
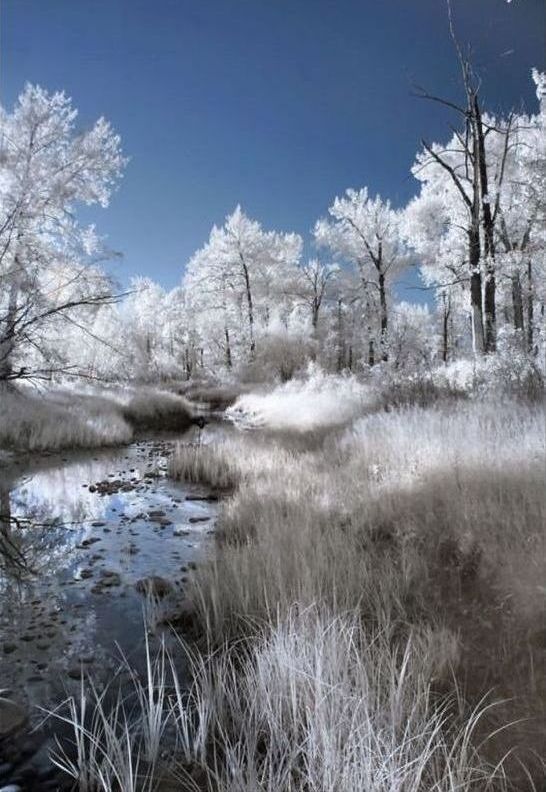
[2,0,544,298]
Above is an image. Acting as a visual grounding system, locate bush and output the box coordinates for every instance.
[226,367,375,433]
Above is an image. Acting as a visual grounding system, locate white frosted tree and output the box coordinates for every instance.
[290,258,338,333]
[183,206,302,370]
[405,70,546,360]
[0,84,125,382]
[315,188,408,363]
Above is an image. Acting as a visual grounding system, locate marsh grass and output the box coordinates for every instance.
[39,389,545,790]
[170,398,546,788]
[0,384,195,451]
[0,386,133,451]
[45,610,518,792]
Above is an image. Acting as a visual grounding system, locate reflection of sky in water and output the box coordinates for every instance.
[0,435,218,719]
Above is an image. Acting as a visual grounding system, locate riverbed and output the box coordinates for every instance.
[0,422,221,789]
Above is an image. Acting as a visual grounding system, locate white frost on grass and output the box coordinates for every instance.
[343,400,545,491]
[227,369,374,432]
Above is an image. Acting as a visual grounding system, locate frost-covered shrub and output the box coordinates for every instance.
[377,371,467,409]
[431,336,544,401]
[476,328,544,401]
[227,365,375,432]
[251,330,315,382]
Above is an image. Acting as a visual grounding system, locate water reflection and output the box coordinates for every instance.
[0,432,218,718]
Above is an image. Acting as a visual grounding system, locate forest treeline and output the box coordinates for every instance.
[0,69,544,389]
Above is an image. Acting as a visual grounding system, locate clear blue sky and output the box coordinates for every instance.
[2,0,544,296]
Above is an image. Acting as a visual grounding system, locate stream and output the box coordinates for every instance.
[0,421,222,790]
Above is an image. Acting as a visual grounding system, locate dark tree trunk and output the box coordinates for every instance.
[511,274,524,333]
[224,326,232,369]
[0,281,19,381]
[378,271,388,362]
[368,339,375,367]
[240,257,255,358]
[336,299,345,372]
[468,223,485,355]
[473,97,496,353]
[312,298,319,331]
[527,259,534,354]
[442,293,450,363]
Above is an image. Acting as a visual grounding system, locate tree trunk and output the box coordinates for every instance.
[0,281,19,381]
[224,326,232,369]
[441,293,450,363]
[368,338,375,367]
[527,260,534,354]
[511,273,524,333]
[312,298,319,331]
[468,223,485,356]
[473,97,496,353]
[336,299,345,372]
[378,271,388,362]
[240,257,255,358]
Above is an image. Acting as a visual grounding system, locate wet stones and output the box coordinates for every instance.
[88,478,137,496]
[90,569,122,593]
[0,700,27,738]
[135,576,173,598]
[173,527,190,537]
[77,537,101,548]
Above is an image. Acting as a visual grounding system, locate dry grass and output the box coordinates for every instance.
[120,388,193,431]
[39,389,545,790]
[170,398,546,788]
[0,384,195,452]
[47,611,515,792]
[0,386,132,451]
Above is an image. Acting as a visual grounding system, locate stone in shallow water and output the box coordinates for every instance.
[0,700,27,738]
[135,576,173,598]
[173,527,190,536]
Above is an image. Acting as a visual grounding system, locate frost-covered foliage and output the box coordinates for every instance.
[0,85,125,383]
[227,367,374,432]
[1,67,544,391]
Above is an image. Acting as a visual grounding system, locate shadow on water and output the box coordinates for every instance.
[0,421,226,787]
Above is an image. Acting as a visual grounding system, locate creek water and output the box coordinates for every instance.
[0,422,221,788]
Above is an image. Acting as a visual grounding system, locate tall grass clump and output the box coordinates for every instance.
[120,388,194,431]
[174,607,512,792]
[0,386,132,451]
[0,383,198,452]
[47,611,514,792]
[45,636,181,792]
